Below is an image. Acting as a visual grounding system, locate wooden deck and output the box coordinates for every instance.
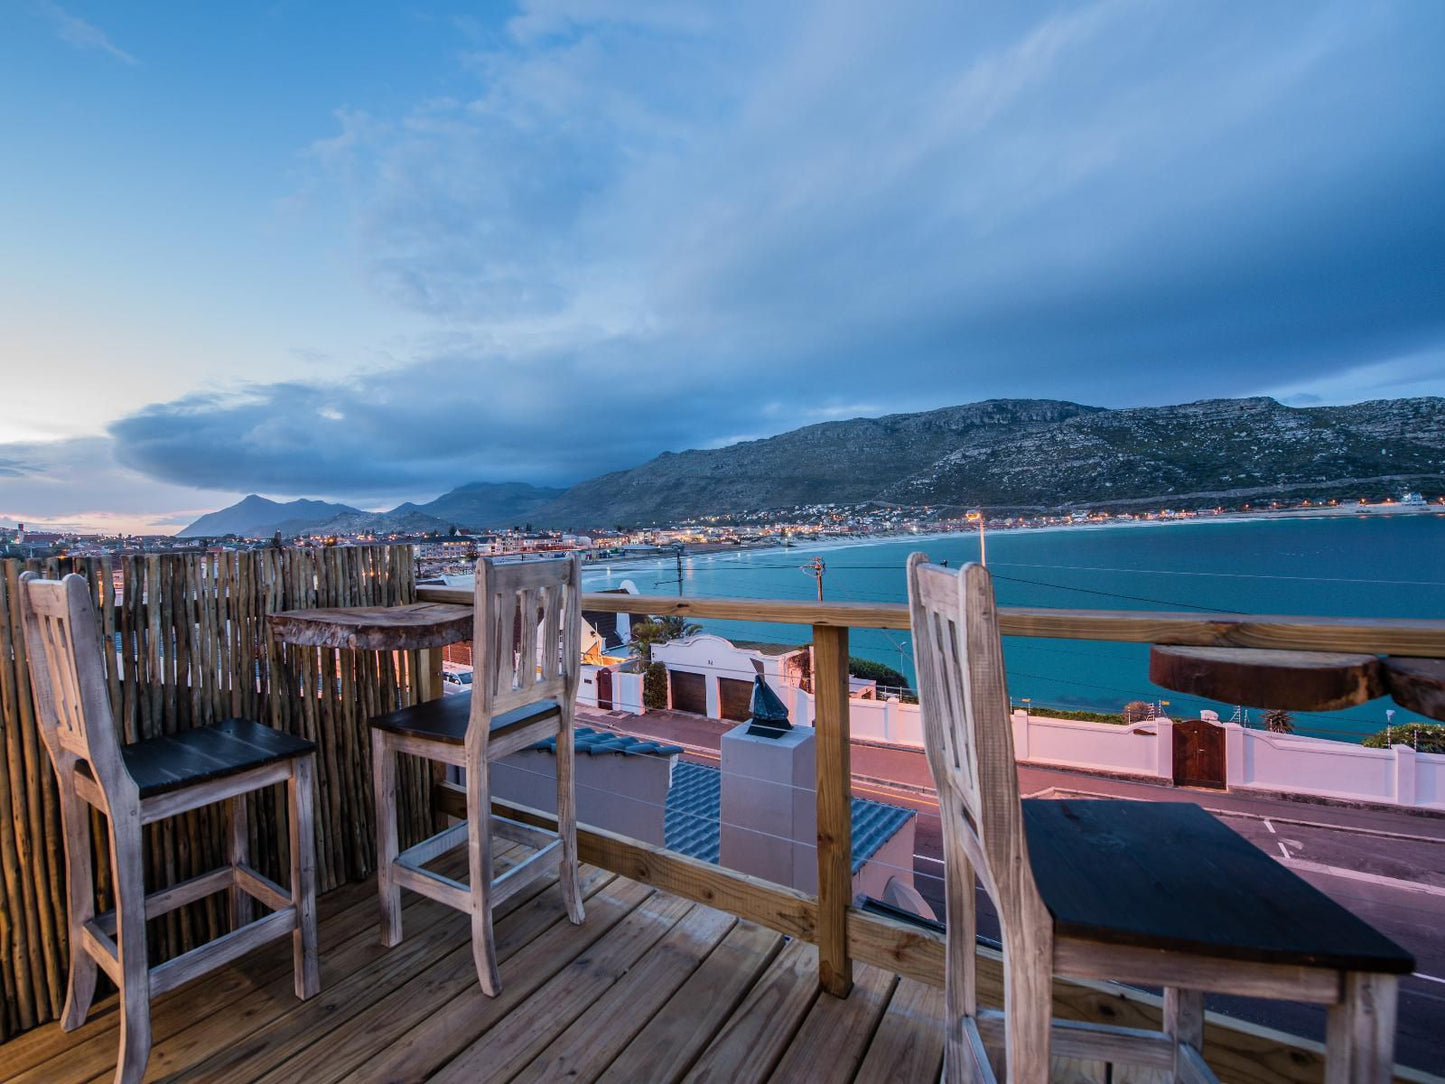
[0,844,954,1083]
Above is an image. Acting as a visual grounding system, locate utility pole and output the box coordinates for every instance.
[674,546,685,596]
[801,556,826,601]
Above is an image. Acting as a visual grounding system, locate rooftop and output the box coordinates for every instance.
[663,760,915,873]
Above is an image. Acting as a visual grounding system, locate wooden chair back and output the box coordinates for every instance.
[469,555,583,742]
[18,572,135,803]
[906,554,1044,925]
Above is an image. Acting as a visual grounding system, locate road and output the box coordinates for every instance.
[582,706,1445,1075]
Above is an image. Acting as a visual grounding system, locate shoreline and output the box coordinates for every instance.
[610,505,1445,572]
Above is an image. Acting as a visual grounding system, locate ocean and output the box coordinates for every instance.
[581,513,1445,742]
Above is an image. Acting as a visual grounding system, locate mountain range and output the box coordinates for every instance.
[178,396,1445,536]
[178,482,562,538]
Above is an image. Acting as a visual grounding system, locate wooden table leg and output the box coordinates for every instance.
[1326,973,1398,1084]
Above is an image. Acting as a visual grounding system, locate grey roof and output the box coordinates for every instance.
[663,761,914,873]
[530,726,684,758]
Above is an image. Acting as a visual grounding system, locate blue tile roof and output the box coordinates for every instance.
[530,726,685,758]
[663,761,914,873]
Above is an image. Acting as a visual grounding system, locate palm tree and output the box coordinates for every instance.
[1263,708,1294,734]
[629,616,702,666]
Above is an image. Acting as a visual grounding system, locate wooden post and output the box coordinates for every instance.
[812,623,852,997]
[419,648,448,831]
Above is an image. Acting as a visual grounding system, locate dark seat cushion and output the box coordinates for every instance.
[369,692,560,746]
[111,719,315,799]
[1023,799,1415,974]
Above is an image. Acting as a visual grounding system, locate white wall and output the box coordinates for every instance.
[1228,728,1445,810]
[1012,712,1168,779]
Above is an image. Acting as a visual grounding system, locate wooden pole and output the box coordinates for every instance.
[812,623,852,997]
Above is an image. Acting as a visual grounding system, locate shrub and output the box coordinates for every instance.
[643,662,669,710]
[1122,700,1152,724]
[1362,721,1445,754]
[847,656,910,690]
[1025,706,1128,725]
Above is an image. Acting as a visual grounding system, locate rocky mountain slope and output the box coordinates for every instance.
[534,396,1445,525]
[180,397,1445,535]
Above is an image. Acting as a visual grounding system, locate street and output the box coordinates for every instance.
[582,706,1445,1075]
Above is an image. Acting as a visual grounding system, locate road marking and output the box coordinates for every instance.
[1281,857,1445,898]
[1277,842,1291,860]
[1416,973,1445,986]
[1264,818,1276,834]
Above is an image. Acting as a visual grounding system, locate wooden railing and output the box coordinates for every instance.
[419,583,1445,1084]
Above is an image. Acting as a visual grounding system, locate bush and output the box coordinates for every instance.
[1362,721,1445,754]
[847,656,910,690]
[643,662,669,711]
[1024,706,1128,725]
[1122,700,1152,724]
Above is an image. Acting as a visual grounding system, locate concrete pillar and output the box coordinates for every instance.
[1012,709,1031,761]
[1154,718,1174,780]
[719,722,817,893]
[1223,723,1247,788]
[1394,744,1417,806]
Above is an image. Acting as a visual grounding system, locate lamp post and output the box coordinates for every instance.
[966,510,986,566]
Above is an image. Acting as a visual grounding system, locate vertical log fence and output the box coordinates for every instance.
[0,545,430,1040]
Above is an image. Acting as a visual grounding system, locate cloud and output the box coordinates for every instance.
[0,437,233,534]
[36,1,138,65]
[107,0,1445,502]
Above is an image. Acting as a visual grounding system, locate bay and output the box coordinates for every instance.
[582,513,1445,742]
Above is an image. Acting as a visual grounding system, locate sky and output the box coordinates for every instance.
[1,1,1443,534]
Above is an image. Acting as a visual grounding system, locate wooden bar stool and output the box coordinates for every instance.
[370,554,585,995]
[906,556,1414,1084]
[18,573,320,1084]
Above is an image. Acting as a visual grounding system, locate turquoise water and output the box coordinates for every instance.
[582,514,1445,742]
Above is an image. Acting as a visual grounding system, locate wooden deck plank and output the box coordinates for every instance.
[269,877,652,1084]
[511,905,737,1084]
[0,867,381,1077]
[6,868,387,1084]
[596,920,785,1084]
[854,977,948,1084]
[683,938,822,1084]
[431,894,700,1082]
[157,851,585,1084]
[769,963,897,1083]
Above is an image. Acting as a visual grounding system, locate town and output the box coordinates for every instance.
[3,491,1438,571]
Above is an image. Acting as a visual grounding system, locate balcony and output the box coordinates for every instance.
[1,546,1440,1082]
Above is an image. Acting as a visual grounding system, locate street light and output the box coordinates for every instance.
[966,510,986,566]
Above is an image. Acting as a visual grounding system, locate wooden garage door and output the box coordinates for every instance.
[719,677,754,722]
[670,670,707,715]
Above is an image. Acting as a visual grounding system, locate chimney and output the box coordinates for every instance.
[718,715,817,894]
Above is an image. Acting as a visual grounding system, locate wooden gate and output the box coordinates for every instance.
[719,677,754,722]
[1173,719,1225,789]
[596,667,613,710]
[670,670,708,715]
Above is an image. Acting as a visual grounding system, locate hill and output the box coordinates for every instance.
[532,396,1445,525]
[177,495,362,538]
[177,396,1445,535]
[177,481,566,538]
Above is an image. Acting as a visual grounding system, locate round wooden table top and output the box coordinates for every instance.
[1149,645,1385,712]
[266,602,474,652]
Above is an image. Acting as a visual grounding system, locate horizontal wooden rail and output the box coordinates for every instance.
[416,586,1445,657]
[433,785,1429,1084]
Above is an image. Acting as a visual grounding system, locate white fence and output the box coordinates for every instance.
[1226,726,1444,809]
[614,641,1445,812]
